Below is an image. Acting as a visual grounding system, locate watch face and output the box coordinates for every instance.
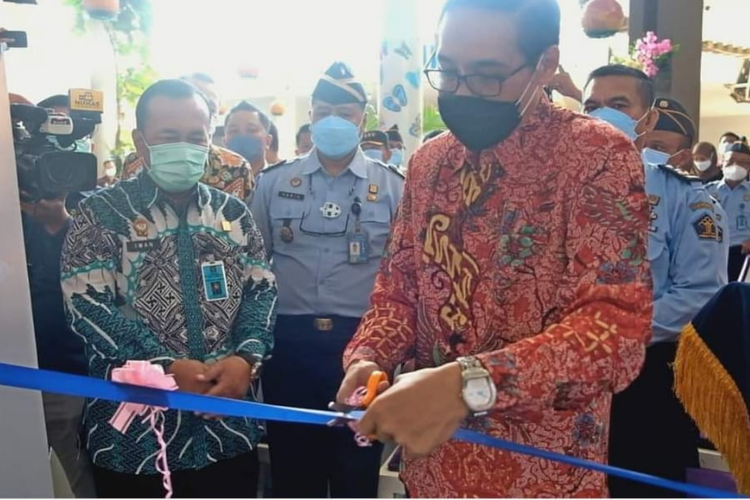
[465,378,494,410]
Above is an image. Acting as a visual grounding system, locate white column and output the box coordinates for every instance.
[0,45,54,498]
[379,0,423,165]
[87,19,118,176]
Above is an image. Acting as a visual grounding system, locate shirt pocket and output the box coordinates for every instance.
[360,203,392,258]
[269,202,306,255]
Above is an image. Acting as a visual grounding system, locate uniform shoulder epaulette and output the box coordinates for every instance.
[263,159,289,173]
[375,161,405,179]
[657,163,701,183]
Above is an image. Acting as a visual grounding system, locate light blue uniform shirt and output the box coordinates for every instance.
[251,148,404,317]
[705,179,750,248]
[645,163,729,344]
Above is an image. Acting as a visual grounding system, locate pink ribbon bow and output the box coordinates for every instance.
[109,361,178,498]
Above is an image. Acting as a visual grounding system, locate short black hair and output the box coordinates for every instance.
[296,123,311,146]
[441,0,560,62]
[182,72,215,85]
[721,131,740,143]
[694,141,717,158]
[37,94,69,110]
[135,79,210,131]
[585,64,655,110]
[269,121,279,152]
[224,101,271,132]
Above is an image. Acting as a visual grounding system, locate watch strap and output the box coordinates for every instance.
[457,356,496,415]
[236,353,263,377]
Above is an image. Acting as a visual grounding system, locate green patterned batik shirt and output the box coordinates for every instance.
[61,170,277,475]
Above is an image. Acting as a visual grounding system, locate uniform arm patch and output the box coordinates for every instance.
[693,214,721,242]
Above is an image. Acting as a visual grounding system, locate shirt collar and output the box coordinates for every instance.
[718,178,750,190]
[300,147,368,179]
[138,169,209,210]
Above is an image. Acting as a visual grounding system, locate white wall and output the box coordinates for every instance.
[0,46,54,498]
[699,115,750,145]
[1,1,91,103]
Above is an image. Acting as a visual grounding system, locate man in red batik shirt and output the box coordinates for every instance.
[336,0,653,497]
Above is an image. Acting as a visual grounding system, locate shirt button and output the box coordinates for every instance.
[323,248,330,253]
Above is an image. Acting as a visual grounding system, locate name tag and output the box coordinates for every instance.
[278,191,305,201]
[126,239,161,253]
[202,261,229,302]
[347,232,370,264]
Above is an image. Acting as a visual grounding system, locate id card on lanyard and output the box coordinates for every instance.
[348,197,370,265]
[201,261,229,301]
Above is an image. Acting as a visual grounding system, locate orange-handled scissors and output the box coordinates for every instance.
[327,371,389,445]
[327,371,389,424]
[359,370,388,408]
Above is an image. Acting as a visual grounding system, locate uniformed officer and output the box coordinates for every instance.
[385,125,405,168]
[583,66,728,498]
[360,130,391,164]
[251,62,404,499]
[706,141,750,281]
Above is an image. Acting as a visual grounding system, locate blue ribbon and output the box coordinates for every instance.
[0,362,743,498]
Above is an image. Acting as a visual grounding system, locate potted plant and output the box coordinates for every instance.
[611,31,679,91]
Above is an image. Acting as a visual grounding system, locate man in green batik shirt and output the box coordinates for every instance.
[61,79,276,498]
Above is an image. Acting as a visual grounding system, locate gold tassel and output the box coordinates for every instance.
[674,324,750,495]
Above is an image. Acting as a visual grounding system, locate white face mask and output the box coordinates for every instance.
[723,164,748,182]
[694,160,712,173]
[105,165,117,177]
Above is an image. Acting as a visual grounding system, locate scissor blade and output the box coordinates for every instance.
[328,401,357,413]
[326,401,359,427]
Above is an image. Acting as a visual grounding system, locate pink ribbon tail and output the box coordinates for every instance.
[109,402,141,434]
[146,410,173,498]
[108,361,178,498]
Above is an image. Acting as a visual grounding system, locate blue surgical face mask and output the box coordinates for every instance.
[641,147,671,166]
[363,149,384,162]
[146,142,209,193]
[311,116,361,159]
[390,148,404,167]
[226,134,265,163]
[589,107,638,140]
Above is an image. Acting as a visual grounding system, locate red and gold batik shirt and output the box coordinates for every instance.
[344,100,653,498]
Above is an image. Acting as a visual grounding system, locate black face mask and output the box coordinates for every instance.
[438,95,523,152]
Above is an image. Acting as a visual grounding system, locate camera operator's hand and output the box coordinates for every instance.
[20,193,70,235]
[0,28,14,46]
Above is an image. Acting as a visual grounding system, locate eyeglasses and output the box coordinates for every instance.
[299,212,351,237]
[423,63,529,98]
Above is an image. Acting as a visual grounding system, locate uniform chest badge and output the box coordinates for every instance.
[133,218,149,238]
[320,202,342,218]
[290,177,302,188]
[279,226,294,243]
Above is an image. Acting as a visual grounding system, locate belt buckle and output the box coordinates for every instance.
[314,318,333,331]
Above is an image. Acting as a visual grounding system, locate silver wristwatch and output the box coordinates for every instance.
[457,356,497,416]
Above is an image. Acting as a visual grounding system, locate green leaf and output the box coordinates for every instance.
[63,0,156,163]
[423,104,445,133]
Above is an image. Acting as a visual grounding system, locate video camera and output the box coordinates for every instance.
[12,89,102,202]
